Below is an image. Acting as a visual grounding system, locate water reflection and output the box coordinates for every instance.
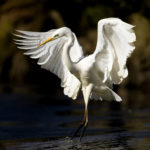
[0,94,150,150]
[107,101,129,150]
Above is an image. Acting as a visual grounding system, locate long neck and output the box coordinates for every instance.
[63,38,75,72]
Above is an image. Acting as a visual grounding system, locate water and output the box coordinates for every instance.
[0,93,150,150]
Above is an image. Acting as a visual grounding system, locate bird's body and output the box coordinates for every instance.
[14,18,136,139]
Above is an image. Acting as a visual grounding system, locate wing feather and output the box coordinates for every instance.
[90,18,136,101]
[94,18,136,84]
[15,29,82,99]
[24,47,45,55]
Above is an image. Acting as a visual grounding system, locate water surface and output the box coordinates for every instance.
[0,93,150,150]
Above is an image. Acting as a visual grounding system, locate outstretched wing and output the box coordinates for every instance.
[14,28,83,99]
[93,18,136,84]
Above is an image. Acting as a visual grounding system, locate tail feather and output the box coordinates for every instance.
[91,85,122,102]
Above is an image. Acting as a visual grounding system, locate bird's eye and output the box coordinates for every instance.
[54,34,59,37]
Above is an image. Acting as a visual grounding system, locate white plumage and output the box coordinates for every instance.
[14,18,136,138]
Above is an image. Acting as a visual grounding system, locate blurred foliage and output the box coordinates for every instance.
[0,0,150,108]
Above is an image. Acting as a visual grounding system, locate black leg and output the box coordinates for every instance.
[72,106,88,140]
[72,120,85,138]
[79,122,88,141]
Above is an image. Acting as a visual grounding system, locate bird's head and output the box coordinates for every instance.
[38,27,72,47]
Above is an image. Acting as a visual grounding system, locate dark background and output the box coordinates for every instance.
[0,0,150,108]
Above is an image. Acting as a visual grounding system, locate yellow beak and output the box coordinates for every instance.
[38,36,55,47]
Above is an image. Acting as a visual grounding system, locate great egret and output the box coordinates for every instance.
[14,18,136,139]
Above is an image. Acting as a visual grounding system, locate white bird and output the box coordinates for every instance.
[14,18,136,139]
